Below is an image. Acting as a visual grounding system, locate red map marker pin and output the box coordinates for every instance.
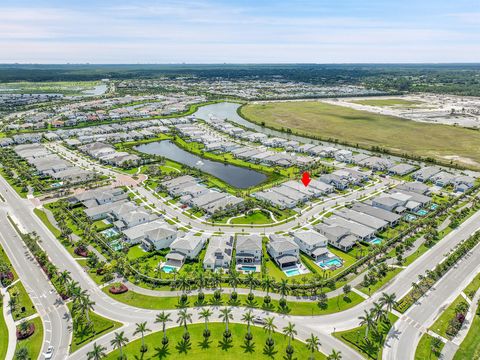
[301,172,311,187]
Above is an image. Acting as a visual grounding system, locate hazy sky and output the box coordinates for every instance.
[1,0,479,63]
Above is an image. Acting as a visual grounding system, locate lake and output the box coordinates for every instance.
[135,140,268,189]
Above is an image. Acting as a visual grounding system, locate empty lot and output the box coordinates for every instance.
[240,101,480,169]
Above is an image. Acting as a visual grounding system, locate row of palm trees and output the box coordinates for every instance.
[86,307,343,360]
[358,292,397,339]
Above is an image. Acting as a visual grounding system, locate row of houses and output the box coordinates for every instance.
[412,166,476,192]
[160,175,245,215]
[79,142,141,167]
[13,144,96,185]
[252,178,334,209]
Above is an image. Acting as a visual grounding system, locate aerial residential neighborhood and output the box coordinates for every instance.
[0,2,480,360]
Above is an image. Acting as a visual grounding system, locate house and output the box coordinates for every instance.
[336,209,388,232]
[235,235,262,265]
[412,166,442,182]
[351,203,401,226]
[314,223,358,251]
[319,174,349,190]
[267,235,300,269]
[372,196,405,213]
[396,182,430,195]
[142,225,177,250]
[165,235,207,268]
[334,149,353,163]
[324,216,376,240]
[291,231,329,260]
[203,235,234,270]
[430,171,455,187]
[388,163,417,176]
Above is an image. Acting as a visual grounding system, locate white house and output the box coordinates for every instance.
[203,235,234,270]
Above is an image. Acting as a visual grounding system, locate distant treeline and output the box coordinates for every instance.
[1,63,480,96]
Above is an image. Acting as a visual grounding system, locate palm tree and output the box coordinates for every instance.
[245,272,258,296]
[371,302,384,323]
[57,270,72,288]
[155,311,171,345]
[327,349,342,360]
[379,292,397,314]
[242,310,254,339]
[263,316,277,343]
[133,321,151,352]
[15,347,29,360]
[228,270,240,293]
[282,322,297,352]
[76,291,95,324]
[199,308,212,337]
[176,274,190,295]
[87,342,107,360]
[219,307,233,335]
[176,308,192,335]
[262,276,275,297]
[358,310,375,338]
[110,331,129,360]
[277,279,290,300]
[306,333,320,360]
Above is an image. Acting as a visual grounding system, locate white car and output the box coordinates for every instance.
[44,346,54,359]
[253,316,266,325]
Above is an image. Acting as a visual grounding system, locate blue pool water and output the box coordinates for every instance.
[109,240,124,251]
[416,209,428,216]
[101,228,119,238]
[369,238,382,245]
[317,258,342,269]
[404,214,417,222]
[162,265,177,274]
[284,268,301,277]
[241,265,257,272]
[430,204,438,210]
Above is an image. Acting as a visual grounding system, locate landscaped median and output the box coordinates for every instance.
[14,316,44,360]
[104,323,327,360]
[103,286,364,316]
[414,333,444,360]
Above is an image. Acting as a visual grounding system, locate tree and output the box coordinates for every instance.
[262,276,275,297]
[277,279,290,300]
[228,270,240,294]
[306,333,320,360]
[379,292,397,314]
[219,307,233,336]
[57,270,72,288]
[176,308,192,335]
[87,342,107,360]
[327,349,343,360]
[155,311,171,345]
[282,322,297,355]
[263,316,277,343]
[358,310,375,338]
[15,347,29,360]
[110,331,129,360]
[133,321,151,353]
[242,309,254,341]
[245,272,258,297]
[199,308,212,338]
[342,284,351,298]
[371,302,385,323]
[430,336,443,357]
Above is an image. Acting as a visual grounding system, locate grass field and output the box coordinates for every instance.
[0,296,8,360]
[230,211,273,225]
[34,208,62,238]
[430,295,467,339]
[334,313,397,359]
[104,322,326,360]
[104,288,364,316]
[240,101,480,169]
[351,99,423,107]
[415,333,444,360]
[8,281,36,321]
[68,303,123,353]
[463,274,480,300]
[15,316,44,360]
[454,306,480,359]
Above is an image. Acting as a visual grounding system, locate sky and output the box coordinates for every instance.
[1,0,479,63]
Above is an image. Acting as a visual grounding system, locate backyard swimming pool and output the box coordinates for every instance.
[284,268,301,277]
[162,265,178,274]
[404,214,417,222]
[317,258,342,269]
[416,209,429,216]
[241,265,257,272]
[101,228,119,238]
[430,204,438,210]
[368,238,383,245]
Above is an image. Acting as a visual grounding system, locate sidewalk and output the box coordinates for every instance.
[2,288,18,360]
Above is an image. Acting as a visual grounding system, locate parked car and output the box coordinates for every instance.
[253,316,266,325]
[44,346,54,359]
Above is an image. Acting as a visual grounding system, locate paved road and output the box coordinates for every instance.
[0,207,72,360]
[383,239,480,360]
[1,166,480,359]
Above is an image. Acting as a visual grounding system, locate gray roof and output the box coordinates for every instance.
[236,235,262,252]
[352,203,401,223]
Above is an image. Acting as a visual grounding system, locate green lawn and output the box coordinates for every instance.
[463,275,480,300]
[351,98,423,107]
[0,244,17,279]
[104,322,327,360]
[430,295,468,339]
[334,313,398,360]
[230,211,273,225]
[15,316,44,360]
[240,101,480,169]
[34,208,62,238]
[414,333,444,360]
[454,307,480,359]
[0,296,8,360]
[104,288,364,316]
[7,281,36,321]
[68,302,123,353]
[356,267,403,295]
